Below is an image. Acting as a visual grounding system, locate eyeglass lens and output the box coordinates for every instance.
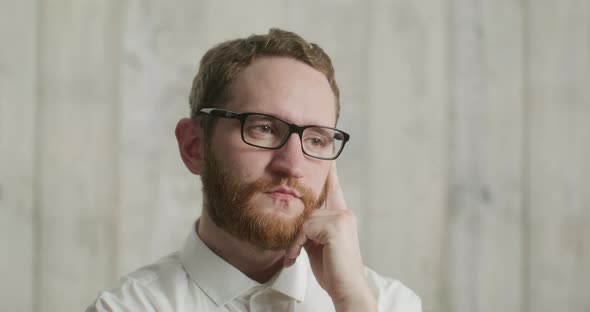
[242,114,344,159]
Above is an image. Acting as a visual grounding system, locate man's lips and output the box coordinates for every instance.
[265,187,301,199]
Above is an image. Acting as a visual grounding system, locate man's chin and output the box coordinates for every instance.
[239,211,304,250]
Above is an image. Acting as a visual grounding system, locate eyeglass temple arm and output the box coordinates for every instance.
[199,108,239,118]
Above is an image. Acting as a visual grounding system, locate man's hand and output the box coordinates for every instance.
[284,163,377,312]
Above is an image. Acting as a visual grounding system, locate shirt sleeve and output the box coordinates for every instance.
[364,267,423,312]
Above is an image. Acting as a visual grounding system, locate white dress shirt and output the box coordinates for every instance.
[86,226,421,311]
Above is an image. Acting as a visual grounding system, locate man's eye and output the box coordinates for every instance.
[252,124,274,134]
[311,138,324,146]
[307,137,325,147]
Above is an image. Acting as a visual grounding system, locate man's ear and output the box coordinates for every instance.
[175,118,206,175]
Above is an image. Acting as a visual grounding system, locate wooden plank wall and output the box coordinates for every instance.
[367,2,449,312]
[527,0,590,310]
[0,0,588,311]
[449,0,525,311]
[0,1,37,311]
[34,1,122,310]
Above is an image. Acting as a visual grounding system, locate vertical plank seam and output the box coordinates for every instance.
[445,0,456,310]
[108,0,123,284]
[363,0,376,269]
[360,0,373,268]
[520,0,531,311]
[32,0,43,310]
[448,0,485,310]
[443,1,454,311]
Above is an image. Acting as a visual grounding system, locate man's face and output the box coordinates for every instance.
[201,56,337,250]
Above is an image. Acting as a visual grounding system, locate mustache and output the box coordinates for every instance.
[257,177,304,192]
[248,177,320,204]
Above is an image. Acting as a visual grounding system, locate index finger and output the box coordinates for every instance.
[325,162,347,210]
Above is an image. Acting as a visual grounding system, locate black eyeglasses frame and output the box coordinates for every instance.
[198,107,350,160]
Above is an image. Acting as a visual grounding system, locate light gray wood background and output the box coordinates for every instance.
[1,0,588,311]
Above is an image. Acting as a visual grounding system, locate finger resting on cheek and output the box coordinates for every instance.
[327,164,339,190]
[325,165,347,211]
[326,190,346,211]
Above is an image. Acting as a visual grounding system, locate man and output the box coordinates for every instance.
[88,28,421,311]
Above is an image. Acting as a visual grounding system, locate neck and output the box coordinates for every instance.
[196,212,286,283]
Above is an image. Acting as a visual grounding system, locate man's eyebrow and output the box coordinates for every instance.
[255,112,329,127]
[306,127,333,136]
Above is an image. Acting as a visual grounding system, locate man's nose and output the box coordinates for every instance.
[269,133,305,178]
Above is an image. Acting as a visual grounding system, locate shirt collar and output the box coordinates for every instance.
[267,249,308,302]
[180,221,309,306]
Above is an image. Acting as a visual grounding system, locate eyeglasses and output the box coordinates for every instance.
[198,108,350,160]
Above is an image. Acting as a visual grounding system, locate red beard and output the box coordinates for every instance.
[201,149,326,250]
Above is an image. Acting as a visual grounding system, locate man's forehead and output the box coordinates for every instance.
[224,56,337,127]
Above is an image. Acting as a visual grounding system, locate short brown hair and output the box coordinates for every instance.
[188,28,340,134]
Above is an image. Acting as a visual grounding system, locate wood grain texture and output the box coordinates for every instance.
[366,1,449,311]
[36,1,121,310]
[2,1,589,311]
[526,0,590,311]
[0,0,37,311]
[449,0,525,311]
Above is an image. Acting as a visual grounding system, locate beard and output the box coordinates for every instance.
[201,148,327,250]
